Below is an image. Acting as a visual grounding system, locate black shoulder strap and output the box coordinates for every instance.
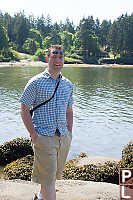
[32,80,60,113]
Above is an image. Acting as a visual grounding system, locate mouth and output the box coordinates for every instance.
[55,64,61,66]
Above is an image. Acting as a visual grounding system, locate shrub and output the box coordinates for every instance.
[121,139,133,168]
[35,48,46,62]
[0,138,33,165]
[10,49,20,61]
[116,57,133,65]
[3,152,119,184]
[0,48,19,62]
[63,158,119,184]
[85,56,99,64]
[78,152,88,158]
[4,155,33,181]
[22,38,40,55]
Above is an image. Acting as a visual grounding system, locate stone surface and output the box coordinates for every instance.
[75,156,118,167]
[0,179,120,200]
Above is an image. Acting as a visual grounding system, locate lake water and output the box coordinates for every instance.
[0,65,133,160]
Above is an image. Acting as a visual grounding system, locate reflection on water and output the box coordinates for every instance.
[0,66,133,160]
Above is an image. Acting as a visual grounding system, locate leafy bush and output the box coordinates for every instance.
[8,42,18,51]
[10,49,20,61]
[116,57,133,65]
[32,55,38,61]
[3,152,119,184]
[3,139,133,183]
[121,139,133,168]
[22,38,40,55]
[63,158,119,184]
[4,155,33,181]
[35,48,46,62]
[86,56,98,64]
[0,138,33,165]
[0,48,19,62]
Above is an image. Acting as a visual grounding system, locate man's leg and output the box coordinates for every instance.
[56,131,72,179]
[32,135,58,200]
[40,184,56,200]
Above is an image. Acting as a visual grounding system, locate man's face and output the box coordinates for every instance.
[48,49,64,71]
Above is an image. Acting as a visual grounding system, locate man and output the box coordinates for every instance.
[19,45,73,200]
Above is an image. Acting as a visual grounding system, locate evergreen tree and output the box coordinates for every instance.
[0,22,8,50]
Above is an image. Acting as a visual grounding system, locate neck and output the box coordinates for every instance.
[47,68,60,80]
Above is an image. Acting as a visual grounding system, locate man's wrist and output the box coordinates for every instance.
[30,131,38,137]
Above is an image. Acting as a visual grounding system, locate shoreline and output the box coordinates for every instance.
[0,60,133,68]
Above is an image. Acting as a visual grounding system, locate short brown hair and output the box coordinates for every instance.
[47,45,64,57]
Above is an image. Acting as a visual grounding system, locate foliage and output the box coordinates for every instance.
[3,153,119,184]
[116,57,133,65]
[0,22,9,50]
[42,36,52,49]
[85,56,99,64]
[4,155,33,181]
[72,31,81,50]
[0,48,19,62]
[99,20,112,48]
[78,152,88,158]
[2,139,133,184]
[121,139,133,168]
[63,159,119,184]
[64,56,83,64]
[78,17,100,61]
[59,31,73,51]
[13,12,30,51]
[1,10,133,63]
[98,57,133,65]
[108,14,133,58]
[69,53,83,60]
[28,28,42,48]
[34,48,46,62]
[0,138,33,165]
[8,42,18,50]
[22,38,40,55]
[49,23,61,45]
[10,49,21,61]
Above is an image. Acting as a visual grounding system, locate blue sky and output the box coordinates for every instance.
[1,0,133,25]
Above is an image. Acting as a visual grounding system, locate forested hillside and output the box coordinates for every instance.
[0,10,133,64]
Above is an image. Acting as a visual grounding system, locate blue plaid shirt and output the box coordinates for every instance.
[19,69,73,136]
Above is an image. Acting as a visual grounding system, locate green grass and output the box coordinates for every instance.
[17,52,33,60]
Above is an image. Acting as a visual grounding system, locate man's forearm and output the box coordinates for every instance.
[66,107,73,133]
[20,104,37,138]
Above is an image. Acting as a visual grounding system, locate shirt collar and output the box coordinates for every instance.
[43,68,62,80]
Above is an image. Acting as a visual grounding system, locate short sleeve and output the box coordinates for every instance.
[19,79,37,107]
[67,85,74,107]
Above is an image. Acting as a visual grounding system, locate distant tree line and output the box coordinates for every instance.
[0,10,133,64]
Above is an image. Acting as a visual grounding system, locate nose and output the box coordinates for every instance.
[55,56,62,62]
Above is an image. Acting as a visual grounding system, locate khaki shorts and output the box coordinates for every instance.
[32,131,72,186]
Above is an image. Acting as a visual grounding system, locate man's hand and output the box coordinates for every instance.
[66,106,73,133]
[30,132,39,144]
[20,103,39,144]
